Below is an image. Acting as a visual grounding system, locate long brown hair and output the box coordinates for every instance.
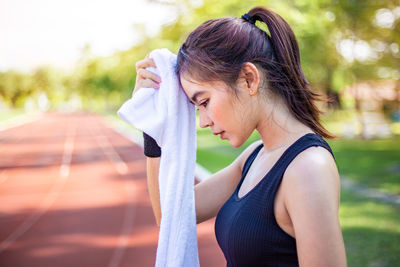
[176,6,335,139]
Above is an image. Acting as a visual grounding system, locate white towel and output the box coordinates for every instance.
[117,48,200,267]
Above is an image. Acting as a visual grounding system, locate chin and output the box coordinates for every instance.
[229,137,245,148]
[231,142,241,148]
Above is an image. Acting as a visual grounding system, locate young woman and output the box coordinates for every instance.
[134,6,347,267]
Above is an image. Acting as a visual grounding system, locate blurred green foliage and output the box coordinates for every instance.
[0,0,399,112]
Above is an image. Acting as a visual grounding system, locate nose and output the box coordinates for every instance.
[198,109,213,128]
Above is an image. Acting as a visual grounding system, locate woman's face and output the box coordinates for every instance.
[180,74,257,148]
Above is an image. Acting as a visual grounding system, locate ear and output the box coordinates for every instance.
[238,62,260,96]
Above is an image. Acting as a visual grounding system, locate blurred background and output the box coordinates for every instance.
[0,0,399,266]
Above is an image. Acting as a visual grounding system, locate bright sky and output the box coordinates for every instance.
[0,0,177,72]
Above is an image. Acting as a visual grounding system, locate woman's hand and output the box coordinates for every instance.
[133,54,162,96]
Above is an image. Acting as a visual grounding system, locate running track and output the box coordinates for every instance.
[0,112,225,267]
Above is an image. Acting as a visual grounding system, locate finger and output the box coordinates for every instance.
[132,78,160,97]
[139,78,160,89]
[136,58,156,71]
[137,69,162,83]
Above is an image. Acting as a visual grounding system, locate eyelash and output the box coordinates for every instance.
[195,100,208,111]
[199,100,208,107]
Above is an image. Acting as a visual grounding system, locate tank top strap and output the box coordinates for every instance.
[279,133,335,165]
[267,133,335,192]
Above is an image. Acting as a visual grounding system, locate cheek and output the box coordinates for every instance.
[210,98,236,128]
[210,104,225,123]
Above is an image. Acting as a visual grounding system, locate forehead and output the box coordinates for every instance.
[179,74,208,94]
[179,74,228,103]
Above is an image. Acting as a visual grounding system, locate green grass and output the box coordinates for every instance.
[327,138,400,195]
[340,189,400,266]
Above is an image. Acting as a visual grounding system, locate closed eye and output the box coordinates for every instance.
[199,100,208,107]
[195,100,208,111]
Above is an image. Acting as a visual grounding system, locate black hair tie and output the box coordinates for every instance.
[241,13,256,25]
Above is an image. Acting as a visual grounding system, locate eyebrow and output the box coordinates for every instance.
[190,91,206,105]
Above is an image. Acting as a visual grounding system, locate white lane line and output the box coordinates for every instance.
[94,133,128,175]
[60,128,76,178]
[0,124,76,253]
[90,126,135,267]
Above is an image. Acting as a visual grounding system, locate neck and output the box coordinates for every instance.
[255,98,314,153]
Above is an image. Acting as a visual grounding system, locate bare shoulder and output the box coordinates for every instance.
[288,146,338,175]
[283,145,341,206]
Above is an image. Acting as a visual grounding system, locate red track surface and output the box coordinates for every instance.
[0,112,225,267]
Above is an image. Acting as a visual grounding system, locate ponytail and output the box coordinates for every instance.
[248,6,335,139]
